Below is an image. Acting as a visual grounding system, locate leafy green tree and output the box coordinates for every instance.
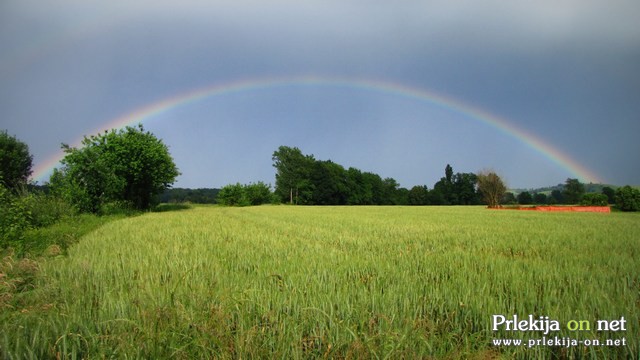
[433,165,479,205]
[310,160,348,205]
[563,178,585,204]
[476,171,506,208]
[345,167,373,205]
[48,167,93,212]
[362,172,384,205]
[517,191,533,205]
[0,130,33,191]
[217,183,249,206]
[533,193,547,205]
[615,186,640,212]
[272,146,315,204]
[581,193,608,206]
[550,189,564,204]
[217,182,274,206]
[408,185,429,205]
[52,124,179,212]
[601,186,616,204]
[453,172,480,205]
[428,187,446,205]
[381,177,401,205]
[244,182,275,205]
[436,164,456,204]
[445,164,453,184]
[394,187,410,205]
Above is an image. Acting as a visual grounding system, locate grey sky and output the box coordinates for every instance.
[1,0,638,189]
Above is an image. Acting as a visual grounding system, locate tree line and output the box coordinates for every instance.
[270,146,497,206]
[1,127,639,219]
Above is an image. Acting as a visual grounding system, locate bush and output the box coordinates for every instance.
[24,193,76,227]
[217,182,276,206]
[217,183,250,206]
[615,186,640,212]
[245,182,276,205]
[0,184,31,251]
[99,200,137,216]
[580,193,609,206]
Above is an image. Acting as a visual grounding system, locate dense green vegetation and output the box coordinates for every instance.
[271,146,483,206]
[50,124,179,212]
[1,206,637,358]
[0,130,33,191]
[157,187,220,204]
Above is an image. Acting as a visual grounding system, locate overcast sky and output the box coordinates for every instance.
[1,0,638,189]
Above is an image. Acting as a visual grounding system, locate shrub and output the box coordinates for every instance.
[244,182,275,205]
[217,182,276,206]
[615,186,640,212]
[580,193,609,206]
[217,183,250,206]
[24,193,76,227]
[0,184,31,251]
[99,200,137,216]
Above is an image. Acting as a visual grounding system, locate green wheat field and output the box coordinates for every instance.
[2,206,639,359]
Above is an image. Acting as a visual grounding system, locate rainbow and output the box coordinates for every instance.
[30,75,604,184]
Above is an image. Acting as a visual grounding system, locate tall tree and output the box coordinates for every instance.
[272,146,315,204]
[52,124,179,212]
[453,172,479,205]
[0,130,33,191]
[445,164,453,184]
[379,177,399,205]
[476,171,506,208]
[433,164,455,205]
[345,167,372,205]
[563,178,585,204]
[310,160,348,205]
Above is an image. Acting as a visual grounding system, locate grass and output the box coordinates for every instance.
[1,205,638,358]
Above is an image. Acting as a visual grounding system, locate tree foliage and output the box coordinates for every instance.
[550,189,564,204]
[580,193,608,206]
[563,178,585,204]
[615,186,640,212]
[408,185,429,205]
[433,165,481,205]
[271,148,485,206]
[51,124,179,212]
[517,191,533,205]
[0,130,33,191]
[0,182,31,250]
[272,146,315,204]
[601,186,616,204]
[272,146,412,205]
[533,193,547,205]
[476,171,506,208]
[217,182,274,206]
